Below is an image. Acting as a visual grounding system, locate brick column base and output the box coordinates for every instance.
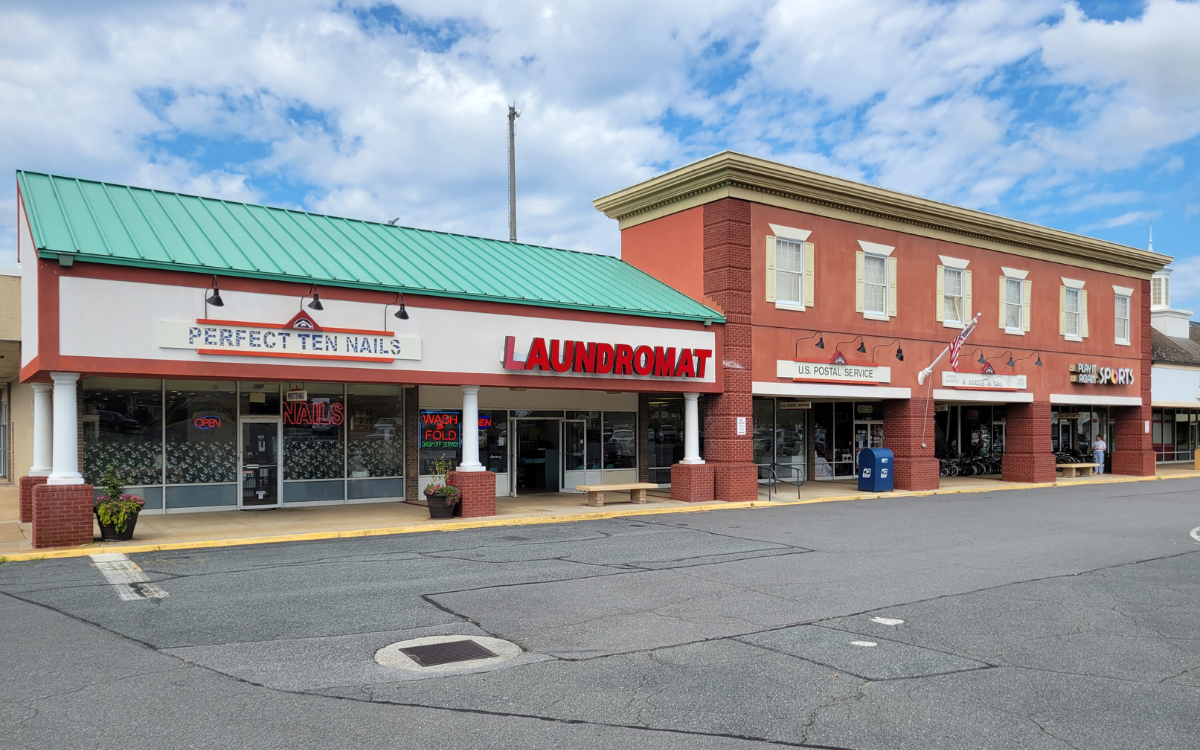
[671,463,714,503]
[32,483,94,549]
[19,475,49,524]
[883,398,939,491]
[1002,401,1056,483]
[449,471,496,518]
[1112,405,1155,476]
[714,462,758,502]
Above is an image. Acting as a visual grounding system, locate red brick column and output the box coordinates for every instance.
[701,198,757,502]
[449,470,496,518]
[1113,278,1155,476]
[1002,401,1056,483]
[883,398,940,491]
[1112,405,1154,475]
[19,475,48,524]
[671,463,714,503]
[31,483,94,549]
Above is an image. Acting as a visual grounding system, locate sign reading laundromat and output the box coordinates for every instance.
[157,309,420,364]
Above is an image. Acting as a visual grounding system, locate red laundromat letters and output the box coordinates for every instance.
[504,336,710,379]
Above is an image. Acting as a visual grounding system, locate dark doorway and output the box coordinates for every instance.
[515,419,561,494]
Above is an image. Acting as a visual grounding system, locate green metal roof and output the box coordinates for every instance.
[16,171,723,324]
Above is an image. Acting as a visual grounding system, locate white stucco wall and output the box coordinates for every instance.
[1151,364,1200,406]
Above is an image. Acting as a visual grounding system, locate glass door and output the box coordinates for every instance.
[240,417,281,509]
[562,420,587,493]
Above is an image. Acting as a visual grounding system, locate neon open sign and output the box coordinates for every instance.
[193,415,222,430]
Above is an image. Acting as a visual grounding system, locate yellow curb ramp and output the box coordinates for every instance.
[0,471,1194,564]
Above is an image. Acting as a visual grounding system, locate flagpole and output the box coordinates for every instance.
[917,312,981,385]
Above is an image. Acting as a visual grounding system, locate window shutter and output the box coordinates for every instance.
[887,256,898,317]
[998,276,1007,328]
[1080,289,1088,338]
[765,235,777,303]
[964,270,973,321]
[855,251,865,313]
[1059,285,1067,336]
[1021,279,1031,332]
[935,265,945,322]
[803,242,815,307]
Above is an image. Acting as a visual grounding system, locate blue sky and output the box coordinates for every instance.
[2,0,1199,306]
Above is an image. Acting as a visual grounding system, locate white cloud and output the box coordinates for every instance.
[1078,209,1160,231]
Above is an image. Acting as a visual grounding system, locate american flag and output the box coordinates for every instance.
[948,318,978,372]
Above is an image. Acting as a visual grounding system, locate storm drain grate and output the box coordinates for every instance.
[400,639,498,667]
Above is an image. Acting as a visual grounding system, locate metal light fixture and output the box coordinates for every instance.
[973,349,986,365]
[832,335,867,358]
[206,275,224,307]
[871,339,904,363]
[794,331,825,359]
[1013,351,1043,368]
[1000,350,1016,369]
[384,292,410,327]
[301,284,323,311]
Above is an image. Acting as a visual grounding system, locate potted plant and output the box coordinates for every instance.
[94,464,145,541]
[422,456,462,519]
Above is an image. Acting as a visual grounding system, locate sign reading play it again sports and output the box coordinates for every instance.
[157,309,420,364]
[776,360,891,384]
[941,372,1027,390]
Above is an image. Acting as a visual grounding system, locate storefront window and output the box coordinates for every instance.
[82,378,163,486]
[480,410,508,474]
[648,397,687,483]
[282,382,344,480]
[419,409,461,474]
[240,382,281,416]
[833,402,854,477]
[346,385,404,479]
[567,411,602,470]
[165,381,236,484]
[813,402,833,478]
[752,397,775,467]
[775,401,807,480]
[603,412,636,469]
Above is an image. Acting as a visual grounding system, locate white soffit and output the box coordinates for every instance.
[769,224,812,242]
[932,389,1033,403]
[1001,266,1029,280]
[753,381,911,400]
[858,240,895,256]
[938,255,969,269]
[1050,394,1142,406]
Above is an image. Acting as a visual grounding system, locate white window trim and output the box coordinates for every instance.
[1062,277,1085,290]
[862,253,889,318]
[775,300,806,312]
[858,240,894,257]
[938,255,969,269]
[1003,276,1024,336]
[1114,293,1131,346]
[769,224,812,242]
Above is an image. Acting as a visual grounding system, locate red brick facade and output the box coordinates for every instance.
[1111,278,1156,476]
[700,199,758,500]
[449,470,496,518]
[671,463,714,502]
[882,398,940,491]
[1002,402,1057,483]
[19,475,47,524]
[31,483,94,549]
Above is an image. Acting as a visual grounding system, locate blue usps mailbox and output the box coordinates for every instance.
[857,447,894,492]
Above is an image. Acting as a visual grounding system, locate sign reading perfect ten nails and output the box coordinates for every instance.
[503,336,713,379]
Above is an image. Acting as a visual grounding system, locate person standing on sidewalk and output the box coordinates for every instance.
[1092,435,1107,474]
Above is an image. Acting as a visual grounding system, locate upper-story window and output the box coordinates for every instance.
[999,267,1030,335]
[1115,293,1130,344]
[943,268,964,324]
[776,239,804,304]
[1064,288,1082,338]
[864,254,888,316]
[1152,276,1168,307]
[1060,278,1087,341]
[1005,278,1023,330]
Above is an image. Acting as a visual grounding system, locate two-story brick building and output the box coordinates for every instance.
[595,152,1170,500]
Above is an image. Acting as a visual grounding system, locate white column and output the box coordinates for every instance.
[681,392,704,464]
[458,385,484,472]
[47,372,84,485]
[30,383,54,476]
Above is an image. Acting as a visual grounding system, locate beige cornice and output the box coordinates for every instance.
[593,151,1172,278]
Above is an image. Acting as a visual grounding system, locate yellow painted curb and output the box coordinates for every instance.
[1,471,1195,564]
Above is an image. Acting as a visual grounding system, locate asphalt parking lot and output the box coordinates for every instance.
[2,479,1198,749]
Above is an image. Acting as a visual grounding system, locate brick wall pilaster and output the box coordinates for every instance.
[405,386,419,501]
[449,470,496,518]
[31,483,94,549]
[699,199,757,501]
[1002,401,1056,483]
[1113,278,1156,476]
[882,398,939,491]
[19,475,48,524]
[671,463,714,502]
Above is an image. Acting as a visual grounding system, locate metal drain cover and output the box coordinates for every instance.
[400,639,497,667]
[375,635,523,674]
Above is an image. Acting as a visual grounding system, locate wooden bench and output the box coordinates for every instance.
[575,483,659,507]
[1056,463,1099,478]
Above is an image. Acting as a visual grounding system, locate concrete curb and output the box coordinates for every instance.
[0,471,1194,563]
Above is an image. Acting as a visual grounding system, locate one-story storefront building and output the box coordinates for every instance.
[14,171,725,546]
[1148,266,1200,464]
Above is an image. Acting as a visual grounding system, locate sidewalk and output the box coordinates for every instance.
[2,465,1198,562]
